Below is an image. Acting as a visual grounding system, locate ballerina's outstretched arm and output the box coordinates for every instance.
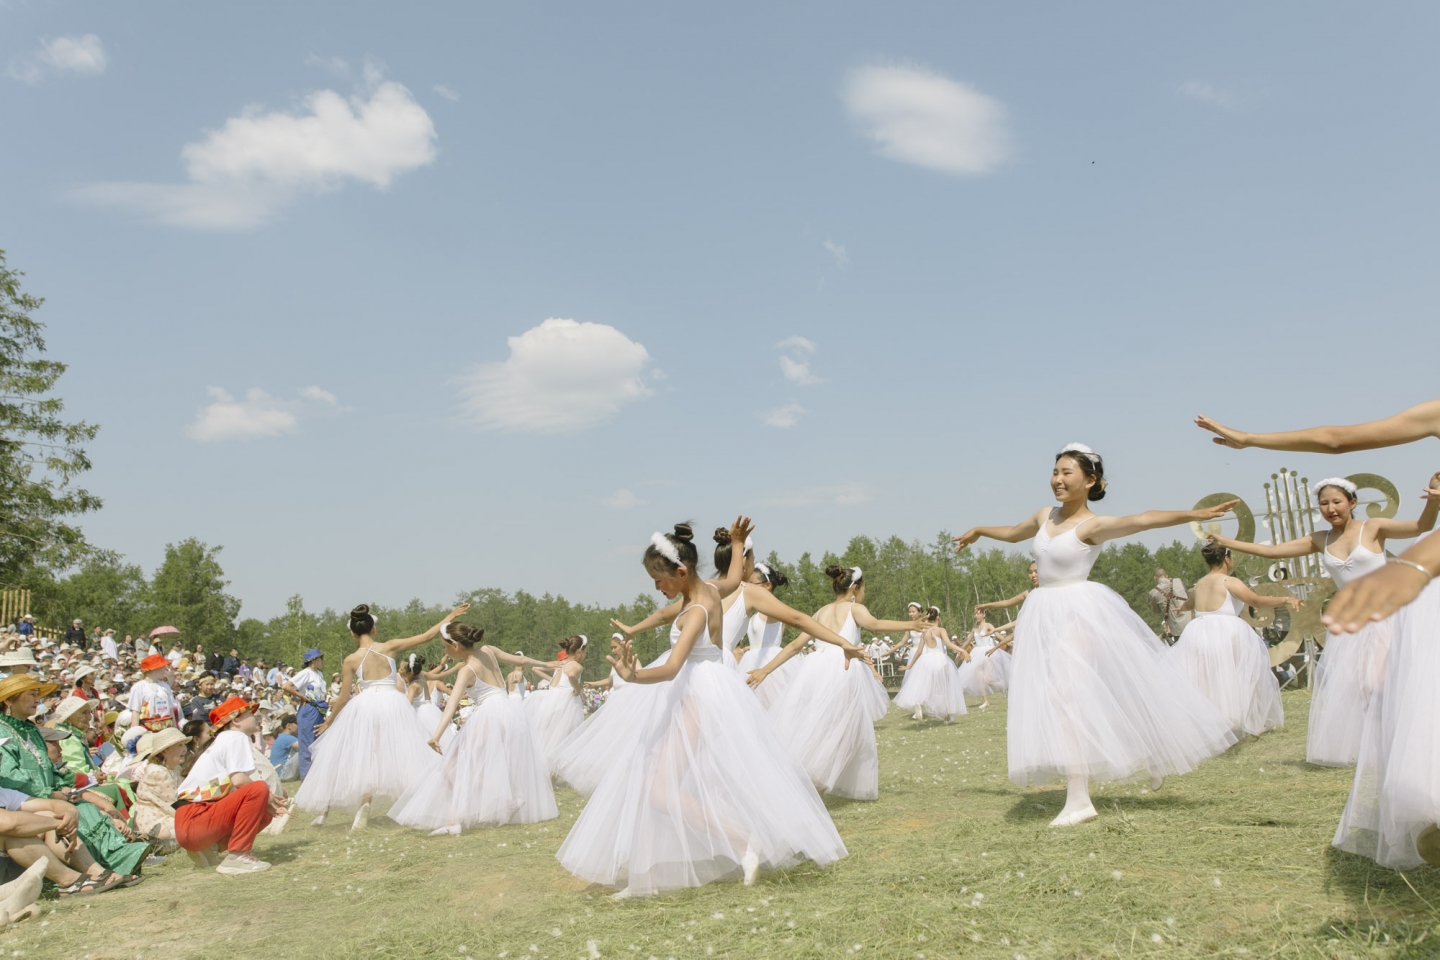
[746,630,813,686]
[1195,400,1440,453]
[371,603,472,657]
[1363,471,1440,548]
[1207,530,1320,560]
[952,508,1049,550]
[1074,500,1240,545]
[744,588,869,661]
[611,607,709,684]
[976,591,1028,612]
[1221,577,1303,612]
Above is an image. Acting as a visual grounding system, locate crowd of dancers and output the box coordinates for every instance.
[255,400,1440,895]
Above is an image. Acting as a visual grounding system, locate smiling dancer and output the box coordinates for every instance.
[952,444,1239,826]
[294,603,467,830]
[1198,401,1440,866]
[1170,540,1298,737]
[893,606,968,723]
[1206,472,1438,764]
[557,524,847,897]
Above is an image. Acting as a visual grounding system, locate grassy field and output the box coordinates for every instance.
[10,689,1440,960]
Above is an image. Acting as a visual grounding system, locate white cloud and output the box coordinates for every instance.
[602,488,644,510]
[759,401,806,428]
[779,356,822,386]
[9,34,108,83]
[459,318,654,433]
[765,483,870,507]
[823,240,849,266]
[298,385,338,405]
[187,388,298,442]
[843,64,1009,175]
[1178,80,1232,107]
[433,84,460,102]
[73,71,436,230]
[774,335,815,354]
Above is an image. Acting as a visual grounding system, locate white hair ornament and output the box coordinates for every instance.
[578,635,588,648]
[743,535,754,553]
[1312,477,1358,498]
[439,622,453,641]
[649,532,684,568]
[1060,442,1097,458]
[850,567,863,585]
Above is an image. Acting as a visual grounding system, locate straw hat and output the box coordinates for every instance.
[0,648,37,668]
[136,727,190,761]
[0,674,57,703]
[51,696,94,726]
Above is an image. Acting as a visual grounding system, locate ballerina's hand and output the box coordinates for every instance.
[1284,596,1302,610]
[746,669,768,688]
[445,602,471,621]
[1422,472,1440,499]
[1323,563,1430,634]
[1195,499,1241,522]
[1194,415,1248,448]
[950,529,981,551]
[427,738,443,754]
[729,515,755,549]
[609,618,636,639]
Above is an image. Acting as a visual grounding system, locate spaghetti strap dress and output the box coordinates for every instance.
[1169,583,1284,737]
[894,633,968,717]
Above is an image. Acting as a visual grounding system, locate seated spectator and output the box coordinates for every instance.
[185,676,219,722]
[0,649,36,678]
[131,728,194,859]
[15,617,33,641]
[0,792,130,900]
[174,697,285,874]
[70,664,99,700]
[267,715,299,780]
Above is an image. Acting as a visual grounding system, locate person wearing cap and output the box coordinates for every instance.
[64,620,86,651]
[127,654,181,731]
[267,715,299,779]
[173,696,284,874]
[281,649,327,780]
[0,675,148,881]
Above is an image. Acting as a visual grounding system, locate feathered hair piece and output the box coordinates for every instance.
[649,532,684,567]
[578,635,588,648]
[1059,442,1098,459]
[850,567,863,585]
[907,601,922,610]
[439,622,453,641]
[743,535,754,553]
[1311,477,1358,498]
[755,562,772,581]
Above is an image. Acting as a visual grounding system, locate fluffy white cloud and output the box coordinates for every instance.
[186,385,346,441]
[823,240,849,266]
[759,401,806,429]
[843,65,1009,175]
[8,34,108,83]
[602,488,644,510]
[459,319,654,433]
[774,335,815,354]
[433,84,460,102]
[1178,80,1232,107]
[73,72,436,230]
[779,356,822,386]
[765,483,870,507]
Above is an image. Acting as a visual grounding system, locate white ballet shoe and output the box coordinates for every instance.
[611,886,649,900]
[913,707,924,721]
[1048,804,1098,827]
[944,715,955,725]
[350,802,370,831]
[310,813,327,827]
[978,701,989,710]
[741,847,761,886]
[428,824,462,836]
[1150,773,1165,792]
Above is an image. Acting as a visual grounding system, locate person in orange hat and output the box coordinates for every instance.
[172,696,285,875]
[127,654,180,731]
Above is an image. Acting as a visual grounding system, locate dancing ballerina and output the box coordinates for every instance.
[962,608,1012,709]
[952,443,1239,827]
[524,637,588,773]
[407,655,460,752]
[753,566,918,800]
[295,603,468,830]
[552,634,646,797]
[735,563,799,710]
[1206,473,1438,764]
[557,524,848,897]
[389,623,561,834]
[1197,401,1440,866]
[974,560,1039,617]
[1170,540,1298,737]
[893,606,968,723]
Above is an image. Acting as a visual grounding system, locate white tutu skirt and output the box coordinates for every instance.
[1007,582,1238,786]
[415,702,459,752]
[1171,616,1284,737]
[1334,579,1440,867]
[389,693,558,830]
[963,648,1012,697]
[553,652,673,797]
[894,648,968,717]
[769,647,878,800]
[1308,621,1391,766]
[294,686,439,810]
[859,663,891,721]
[524,685,585,771]
[736,646,797,711]
[556,656,846,895]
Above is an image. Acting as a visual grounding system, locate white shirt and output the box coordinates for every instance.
[290,667,326,702]
[165,649,182,665]
[126,679,180,726]
[178,729,257,799]
[135,638,151,656]
[100,637,118,660]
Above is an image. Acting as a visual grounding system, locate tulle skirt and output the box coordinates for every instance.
[736,645,797,710]
[1007,582,1238,787]
[1333,579,1440,868]
[389,693,558,830]
[962,646,1011,697]
[415,701,459,752]
[553,653,672,796]
[859,663,892,721]
[556,656,846,895]
[1170,615,1284,737]
[894,648,968,717]
[769,647,878,799]
[524,686,585,772]
[294,686,439,811]
[1308,621,1391,766]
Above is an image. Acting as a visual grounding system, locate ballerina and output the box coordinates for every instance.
[407,655,460,753]
[893,607,969,723]
[1169,540,1298,737]
[1206,473,1438,764]
[524,637,588,773]
[952,443,1239,827]
[551,634,658,797]
[294,603,468,830]
[962,608,1012,709]
[388,623,561,834]
[752,566,917,800]
[1198,402,1440,866]
[556,524,848,897]
[735,563,800,710]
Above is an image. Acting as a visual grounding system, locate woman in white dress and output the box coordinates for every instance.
[405,655,459,753]
[295,603,468,830]
[735,564,799,710]
[962,608,1012,708]
[1206,473,1438,765]
[894,607,969,722]
[557,524,848,897]
[524,637,588,773]
[389,622,560,835]
[751,566,917,800]
[552,635,657,797]
[1199,403,1440,866]
[1170,540,1298,737]
[952,443,1240,826]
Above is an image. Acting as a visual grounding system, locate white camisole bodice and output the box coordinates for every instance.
[1195,587,1245,619]
[720,584,749,659]
[1319,522,1386,587]
[1033,522,1102,587]
[747,612,783,653]
[356,646,399,692]
[671,604,722,663]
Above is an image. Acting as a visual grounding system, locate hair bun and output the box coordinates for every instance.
[672,523,695,543]
[351,603,371,617]
[824,564,846,581]
[712,527,732,546]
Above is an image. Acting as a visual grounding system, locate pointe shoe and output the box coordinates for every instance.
[311,813,327,827]
[1417,825,1440,866]
[428,824,462,836]
[913,708,924,721]
[741,847,761,886]
[978,701,989,710]
[1049,804,1098,827]
[350,802,370,831]
[611,886,646,900]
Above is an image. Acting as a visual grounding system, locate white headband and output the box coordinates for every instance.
[850,567,863,585]
[439,622,453,641]
[578,635,588,648]
[650,532,684,568]
[755,562,771,579]
[907,601,922,610]
[611,632,625,641]
[1312,477,1358,497]
[1060,442,1095,456]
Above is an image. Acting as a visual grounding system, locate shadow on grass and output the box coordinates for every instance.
[1002,789,1221,823]
[248,837,316,864]
[1323,844,1440,917]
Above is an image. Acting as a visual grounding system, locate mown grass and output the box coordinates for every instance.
[9,689,1439,959]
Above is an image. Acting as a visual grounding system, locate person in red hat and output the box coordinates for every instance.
[126,654,180,731]
[173,696,286,875]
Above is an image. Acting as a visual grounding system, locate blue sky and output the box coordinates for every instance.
[4,2,1438,619]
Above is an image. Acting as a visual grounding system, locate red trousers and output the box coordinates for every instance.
[175,781,273,854]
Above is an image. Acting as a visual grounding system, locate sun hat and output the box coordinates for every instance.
[208,696,254,728]
[303,648,323,664]
[36,725,71,742]
[0,674,58,703]
[71,663,98,683]
[136,727,190,761]
[138,654,168,672]
[103,710,119,726]
[0,648,37,668]
[51,696,95,726]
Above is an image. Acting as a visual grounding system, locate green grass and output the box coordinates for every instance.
[10,689,1440,959]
